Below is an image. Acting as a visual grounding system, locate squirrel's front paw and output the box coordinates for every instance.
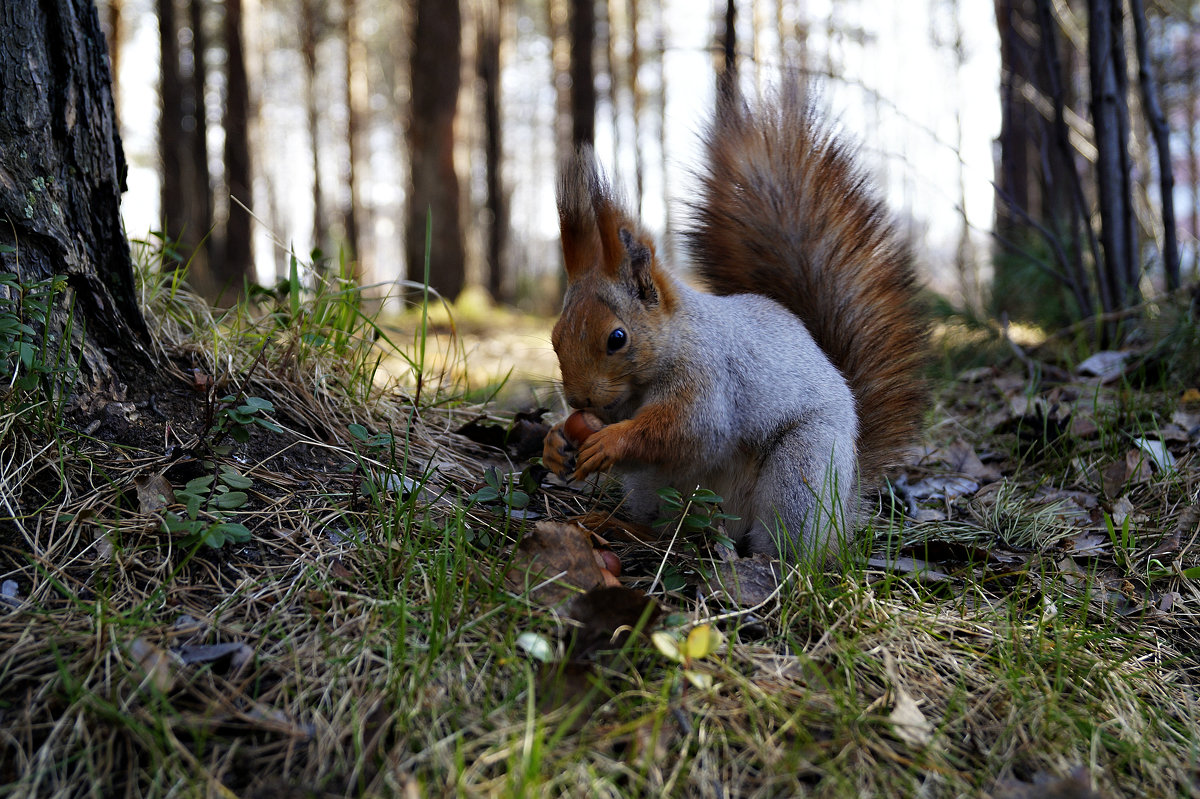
[542,423,577,480]
[575,421,630,478]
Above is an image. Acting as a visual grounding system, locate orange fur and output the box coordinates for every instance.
[686,88,928,479]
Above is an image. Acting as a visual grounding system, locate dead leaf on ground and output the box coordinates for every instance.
[568,585,660,660]
[883,650,935,748]
[128,637,179,694]
[505,521,613,605]
[902,474,980,502]
[1061,530,1109,557]
[704,554,781,607]
[1075,350,1132,382]
[866,556,953,584]
[571,511,657,543]
[1110,495,1147,527]
[1101,450,1154,497]
[177,641,254,672]
[941,438,1003,483]
[134,473,175,513]
[1131,437,1177,475]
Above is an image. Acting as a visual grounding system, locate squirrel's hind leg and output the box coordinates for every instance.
[744,430,857,564]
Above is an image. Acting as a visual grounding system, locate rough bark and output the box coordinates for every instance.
[406,0,465,299]
[0,0,148,382]
[1089,0,1139,312]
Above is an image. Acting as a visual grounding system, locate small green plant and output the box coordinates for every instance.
[469,466,536,510]
[654,486,738,545]
[0,268,77,425]
[205,394,283,455]
[162,467,253,549]
[650,487,739,591]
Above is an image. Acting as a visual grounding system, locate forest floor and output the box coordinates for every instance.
[1,261,1199,798]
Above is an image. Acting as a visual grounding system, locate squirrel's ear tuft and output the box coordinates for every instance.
[619,228,658,306]
[557,147,602,281]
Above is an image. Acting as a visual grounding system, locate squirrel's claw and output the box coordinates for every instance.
[542,423,577,480]
[574,422,627,478]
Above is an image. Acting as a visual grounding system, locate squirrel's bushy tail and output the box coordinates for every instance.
[686,86,928,479]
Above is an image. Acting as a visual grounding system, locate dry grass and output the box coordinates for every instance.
[1,260,1199,797]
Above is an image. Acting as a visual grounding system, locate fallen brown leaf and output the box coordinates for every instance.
[505,521,612,605]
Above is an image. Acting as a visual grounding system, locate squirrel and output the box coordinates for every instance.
[541,85,928,564]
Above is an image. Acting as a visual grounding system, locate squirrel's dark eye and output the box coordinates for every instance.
[606,328,627,354]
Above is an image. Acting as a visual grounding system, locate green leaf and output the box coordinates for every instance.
[1181,565,1200,579]
[469,486,501,504]
[219,468,254,489]
[214,491,248,509]
[229,426,250,443]
[255,418,283,433]
[348,423,369,441]
[184,475,214,493]
[242,396,274,411]
[212,522,251,544]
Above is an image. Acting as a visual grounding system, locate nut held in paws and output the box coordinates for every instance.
[563,410,604,446]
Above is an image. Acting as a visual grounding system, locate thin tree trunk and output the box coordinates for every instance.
[1088,0,1139,313]
[1187,20,1199,257]
[605,0,620,169]
[478,0,508,303]
[302,0,327,261]
[1128,0,1179,291]
[220,0,253,290]
[722,0,737,88]
[627,0,643,215]
[158,0,185,255]
[1035,0,1096,315]
[342,0,367,279]
[104,0,123,112]
[187,0,213,281]
[0,0,148,379]
[569,0,596,149]
[406,0,465,299]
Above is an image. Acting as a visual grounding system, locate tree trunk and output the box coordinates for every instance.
[1128,0,1179,291]
[722,0,737,87]
[627,0,643,215]
[406,0,465,300]
[478,0,509,303]
[186,0,215,291]
[342,0,367,280]
[994,0,1038,246]
[1089,0,1139,312]
[158,0,185,253]
[568,0,596,149]
[301,0,327,262]
[103,0,123,112]
[0,0,148,383]
[219,0,253,292]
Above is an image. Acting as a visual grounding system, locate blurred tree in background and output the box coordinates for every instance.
[83,0,1198,329]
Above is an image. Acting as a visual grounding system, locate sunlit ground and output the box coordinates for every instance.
[376,291,561,411]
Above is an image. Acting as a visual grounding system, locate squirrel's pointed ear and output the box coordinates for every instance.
[618,228,658,306]
[557,147,601,281]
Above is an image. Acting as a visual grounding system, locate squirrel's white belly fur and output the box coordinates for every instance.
[620,284,859,560]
